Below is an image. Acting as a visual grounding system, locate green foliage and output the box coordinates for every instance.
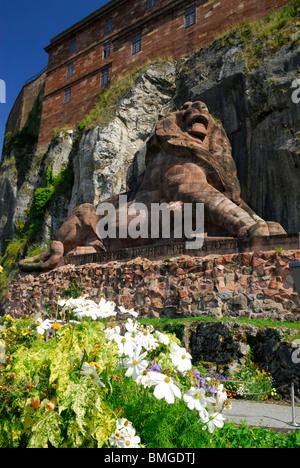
[26,242,51,259]
[224,359,278,401]
[2,98,42,156]
[0,158,74,306]
[211,422,300,448]
[62,279,85,299]
[0,304,299,449]
[29,162,74,222]
[0,316,118,448]
[78,60,173,132]
[0,238,27,305]
[29,187,55,220]
[215,0,300,68]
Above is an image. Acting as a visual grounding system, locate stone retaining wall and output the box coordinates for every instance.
[5,248,300,321]
[184,321,300,399]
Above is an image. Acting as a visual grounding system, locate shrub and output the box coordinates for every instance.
[0,297,229,448]
[0,297,298,448]
[224,359,279,401]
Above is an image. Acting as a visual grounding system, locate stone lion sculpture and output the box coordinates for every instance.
[19,101,286,272]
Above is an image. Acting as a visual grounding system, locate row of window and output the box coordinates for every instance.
[68,4,196,56]
[63,66,109,104]
[68,1,156,55]
[66,33,141,81]
[63,4,197,105]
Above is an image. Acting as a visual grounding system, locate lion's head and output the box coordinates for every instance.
[146,101,242,205]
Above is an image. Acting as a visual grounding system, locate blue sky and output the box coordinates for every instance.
[0,0,110,155]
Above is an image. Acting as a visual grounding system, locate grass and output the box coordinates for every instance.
[215,0,300,68]
[77,58,173,132]
[106,370,299,448]
[139,315,300,334]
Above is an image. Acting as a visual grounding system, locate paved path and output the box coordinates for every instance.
[225,400,300,431]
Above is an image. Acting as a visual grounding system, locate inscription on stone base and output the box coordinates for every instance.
[60,233,300,268]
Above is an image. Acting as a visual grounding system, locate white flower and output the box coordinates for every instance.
[137,330,159,351]
[215,384,228,410]
[169,343,192,373]
[80,362,105,388]
[118,435,141,448]
[70,297,117,320]
[97,297,117,318]
[114,332,136,357]
[104,324,121,341]
[135,370,153,389]
[72,299,100,320]
[201,410,226,433]
[148,372,181,404]
[36,319,52,335]
[58,295,88,311]
[125,318,139,334]
[183,387,215,412]
[155,330,170,346]
[116,418,136,436]
[124,346,148,381]
[109,419,140,448]
[119,306,138,318]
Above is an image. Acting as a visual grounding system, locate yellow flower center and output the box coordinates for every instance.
[182,355,186,359]
[126,440,131,446]
[164,377,171,383]
[195,394,200,399]
[121,338,126,343]
[143,370,148,376]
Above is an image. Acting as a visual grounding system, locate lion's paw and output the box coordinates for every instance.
[247,222,270,238]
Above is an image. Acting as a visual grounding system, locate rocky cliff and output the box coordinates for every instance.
[0,11,299,296]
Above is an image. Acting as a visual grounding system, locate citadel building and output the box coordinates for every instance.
[5,0,290,149]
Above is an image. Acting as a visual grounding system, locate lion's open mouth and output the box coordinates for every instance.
[186,113,209,141]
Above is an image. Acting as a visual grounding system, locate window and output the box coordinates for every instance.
[66,62,73,79]
[132,34,142,55]
[103,41,111,59]
[147,0,155,8]
[69,39,76,55]
[185,5,196,28]
[101,68,109,87]
[64,87,71,104]
[105,17,112,34]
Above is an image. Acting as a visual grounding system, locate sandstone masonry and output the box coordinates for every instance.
[6,248,300,321]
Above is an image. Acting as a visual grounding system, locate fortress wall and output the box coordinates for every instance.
[5,248,300,321]
[37,0,290,148]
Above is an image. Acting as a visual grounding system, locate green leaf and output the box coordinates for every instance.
[28,411,63,448]
[49,325,73,392]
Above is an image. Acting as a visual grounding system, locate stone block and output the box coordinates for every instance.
[228,293,248,310]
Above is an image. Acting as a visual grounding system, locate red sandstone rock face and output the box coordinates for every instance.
[19,101,286,273]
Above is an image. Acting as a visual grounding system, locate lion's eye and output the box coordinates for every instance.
[181,102,192,111]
